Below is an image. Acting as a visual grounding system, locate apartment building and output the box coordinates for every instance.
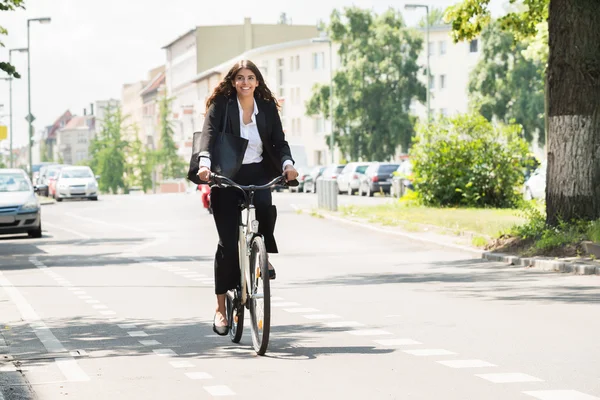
[412,25,482,120]
[56,116,95,164]
[163,18,319,158]
[193,38,339,167]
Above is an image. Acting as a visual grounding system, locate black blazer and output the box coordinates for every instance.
[198,95,295,180]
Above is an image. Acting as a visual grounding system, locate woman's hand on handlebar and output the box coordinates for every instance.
[283,165,299,182]
[197,166,211,182]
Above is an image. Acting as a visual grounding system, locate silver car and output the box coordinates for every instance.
[0,169,42,238]
[55,166,99,202]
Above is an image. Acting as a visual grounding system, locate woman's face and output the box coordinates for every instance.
[232,68,259,99]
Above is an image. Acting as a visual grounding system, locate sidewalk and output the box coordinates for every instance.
[299,207,600,277]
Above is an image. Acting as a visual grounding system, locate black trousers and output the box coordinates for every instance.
[211,161,278,295]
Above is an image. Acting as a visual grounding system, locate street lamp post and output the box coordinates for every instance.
[8,48,28,168]
[26,17,51,178]
[311,36,335,163]
[405,4,430,123]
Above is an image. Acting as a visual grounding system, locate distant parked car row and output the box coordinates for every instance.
[288,161,414,197]
[36,164,99,201]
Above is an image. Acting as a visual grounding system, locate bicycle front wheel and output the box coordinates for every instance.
[249,235,270,356]
[226,289,244,343]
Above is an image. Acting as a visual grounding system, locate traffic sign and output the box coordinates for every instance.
[0,126,6,140]
[25,113,35,123]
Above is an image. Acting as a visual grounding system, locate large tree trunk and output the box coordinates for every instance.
[546,0,600,225]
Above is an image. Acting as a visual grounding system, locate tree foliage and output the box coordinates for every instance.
[125,133,155,193]
[157,95,185,179]
[419,8,448,28]
[410,114,532,208]
[444,0,548,42]
[88,105,129,194]
[306,7,425,162]
[1,0,26,78]
[468,21,545,145]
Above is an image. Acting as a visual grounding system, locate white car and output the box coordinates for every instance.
[55,166,99,202]
[0,169,42,238]
[524,162,546,200]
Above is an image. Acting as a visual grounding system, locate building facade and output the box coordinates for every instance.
[56,116,95,165]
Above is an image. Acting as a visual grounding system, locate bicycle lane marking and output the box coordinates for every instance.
[0,270,90,382]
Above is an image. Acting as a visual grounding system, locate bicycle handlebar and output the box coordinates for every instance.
[209,173,286,191]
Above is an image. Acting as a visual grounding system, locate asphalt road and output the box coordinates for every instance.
[0,191,598,400]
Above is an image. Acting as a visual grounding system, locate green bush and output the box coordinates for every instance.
[587,220,600,243]
[410,114,532,208]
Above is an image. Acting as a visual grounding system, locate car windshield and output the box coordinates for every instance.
[379,165,400,174]
[61,169,93,179]
[356,165,369,174]
[0,173,31,192]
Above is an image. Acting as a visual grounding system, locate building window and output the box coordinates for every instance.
[77,132,87,144]
[294,87,301,105]
[429,75,435,90]
[439,74,446,89]
[314,116,325,133]
[428,41,434,56]
[312,52,324,70]
[295,55,300,71]
[470,39,479,53]
[277,58,284,87]
[296,118,301,135]
[439,41,447,55]
[315,150,324,165]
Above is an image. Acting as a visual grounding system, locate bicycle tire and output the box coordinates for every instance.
[248,236,270,356]
[226,289,244,343]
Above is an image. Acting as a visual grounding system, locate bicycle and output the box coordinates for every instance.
[210,172,286,356]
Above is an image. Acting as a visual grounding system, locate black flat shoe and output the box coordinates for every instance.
[268,262,276,280]
[212,313,229,336]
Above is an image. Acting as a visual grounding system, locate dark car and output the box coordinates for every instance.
[358,162,401,197]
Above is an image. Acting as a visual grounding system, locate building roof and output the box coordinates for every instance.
[140,71,166,97]
[161,28,196,49]
[62,116,94,130]
[190,38,315,85]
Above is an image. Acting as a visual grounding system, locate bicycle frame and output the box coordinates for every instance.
[210,173,285,306]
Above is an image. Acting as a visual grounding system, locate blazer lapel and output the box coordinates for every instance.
[256,100,269,145]
[227,98,241,137]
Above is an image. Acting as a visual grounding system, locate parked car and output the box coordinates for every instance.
[524,162,546,200]
[337,162,372,195]
[0,168,43,238]
[314,164,346,192]
[289,166,312,193]
[55,166,99,202]
[32,162,57,186]
[358,162,401,197]
[303,165,326,193]
[45,164,69,199]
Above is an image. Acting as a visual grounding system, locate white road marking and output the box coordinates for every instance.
[0,365,17,372]
[74,291,87,295]
[100,311,116,315]
[139,340,161,346]
[78,296,92,300]
[203,385,236,396]
[128,331,148,337]
[284,308,320,313]
[476,373,543,383]
[437,359,497,368]
[325,321,365,328]
[85,300,100,304]
[92,305,108,309]
[270,296,284,301]
[185,372,213,380]
[44,222,91,239]
[67,288,81,291]
[153,349,177,357]
[271,302,300,307]
[348,329,392,336]
[374,338,422,346]
[118,324,137,329]
[523,390,600,400]
[303,314,341,320]
[170,361,195,368]
[55,358,90,382]
[404,349,457,356]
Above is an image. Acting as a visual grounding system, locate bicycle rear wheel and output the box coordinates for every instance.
[249,236,270,355]
[226,289,244,343]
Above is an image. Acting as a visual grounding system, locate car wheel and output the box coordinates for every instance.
[56,198,63,202]
[89,196,98,201]
[347,184,353,196]
[28,223,42,238]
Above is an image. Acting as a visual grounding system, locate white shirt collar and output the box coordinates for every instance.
[236,96,259,116]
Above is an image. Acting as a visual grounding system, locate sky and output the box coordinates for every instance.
[0,0,505,148]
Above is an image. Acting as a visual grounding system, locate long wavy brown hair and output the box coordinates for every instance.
[205,59,279,111]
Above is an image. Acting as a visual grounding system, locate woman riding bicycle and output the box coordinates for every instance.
[196,59,299,336]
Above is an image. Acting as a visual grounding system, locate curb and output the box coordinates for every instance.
[482,252,600,276]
